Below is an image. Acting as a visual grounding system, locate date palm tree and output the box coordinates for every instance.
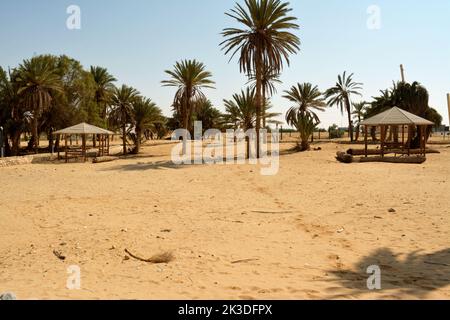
[224,88,257,132]
[110,85,140,155]
[221,0,300,157]
[130,97,163,154]
[324,71,363,142]
[15,57,63,153]
[247,66,281,127]
[162,59,215,135]
[194,99,224,132]
[284,82,325,122]
[224,88,256,158]
[90,66,116,121]
[286,112,318,151]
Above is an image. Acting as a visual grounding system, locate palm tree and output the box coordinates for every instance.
[15,57,63,153]
[110,85,140,155]
[90,66,116,121]
[247,66,281,127]
[352,102,367,141]
[0,67,26,156]
[224,88,257,132]
[162,60,215,135]
[221,0,300,157]
[130,97,163,154]
[324,72,363,142]
[194,99,224,132]
[368,81,442,146]
[224,88,257,157]
[286,112,318,151]
[284,82,325,142]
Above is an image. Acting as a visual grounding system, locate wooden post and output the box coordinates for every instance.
[57,134,61,160]
[381,125,386,158]
[82,134,86,162]
[407,125,411,156]
[65,134,68,163]
[364,126,368,157]
[421,126,426,157]
[402,125,405,152]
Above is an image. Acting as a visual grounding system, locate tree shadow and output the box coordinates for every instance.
[328,248,450,298]
[101,160,192,171]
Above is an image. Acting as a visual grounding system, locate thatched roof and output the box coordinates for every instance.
[54,123,115,135]
[360,107,435,126]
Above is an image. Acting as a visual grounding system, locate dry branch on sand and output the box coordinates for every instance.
[124,249,174,264]
[53,250,66,261]
[231,258,260,264]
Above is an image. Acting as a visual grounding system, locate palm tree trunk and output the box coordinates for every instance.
[181,95,190,155]
[345,97,354,142]
[135,128,141,154]
[122,123,127,155]
[262,87,266,128]
[255,51,262,159]
[33,117,39,154]
[11,131,21,156]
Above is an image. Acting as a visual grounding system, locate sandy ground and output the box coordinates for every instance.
[0,139,449,300]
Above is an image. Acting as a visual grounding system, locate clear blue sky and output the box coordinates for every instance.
[1,0,449,128]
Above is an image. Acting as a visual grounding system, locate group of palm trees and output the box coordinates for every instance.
[1,0,442,158]
[0,55,164,156]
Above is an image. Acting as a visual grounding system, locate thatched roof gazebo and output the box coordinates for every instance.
[54,123,115,162]
[360,107,434,159]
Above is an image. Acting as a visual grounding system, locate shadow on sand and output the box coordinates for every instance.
[329,248,450,298]
[100,160,192,171]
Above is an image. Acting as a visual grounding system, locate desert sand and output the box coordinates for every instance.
[1,139,449,300]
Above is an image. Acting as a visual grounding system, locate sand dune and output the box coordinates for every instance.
[0,141,449,300]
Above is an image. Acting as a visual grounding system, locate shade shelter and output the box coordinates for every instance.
[360,107,434,158]
[54,123,115,162]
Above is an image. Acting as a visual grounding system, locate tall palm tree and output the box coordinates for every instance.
[324,72,363,142]
[90,66,116,122]
[15,57,63,153]
[130,97,163,154]
[352,102,367,141]
[247,66,281,127]
[110,85,140,155]
[221,0,300,157]
[162,60,215,135]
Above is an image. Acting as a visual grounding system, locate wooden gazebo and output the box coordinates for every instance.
[54,123,115,163]
[360,107,435,158]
